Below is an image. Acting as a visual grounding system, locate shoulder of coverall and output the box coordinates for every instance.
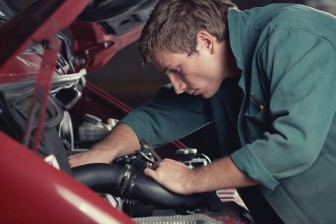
[227,3,336,71]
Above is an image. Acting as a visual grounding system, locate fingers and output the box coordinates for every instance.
[144,167,156,178]
[143,159,171,182]
[142,159,193,195]
[68,153,82,168]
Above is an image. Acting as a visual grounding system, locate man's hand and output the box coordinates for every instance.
[68,147,113,167]
[144,157,259,195]
[144,158,195,195]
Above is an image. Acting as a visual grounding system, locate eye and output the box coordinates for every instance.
[169,67,180,74]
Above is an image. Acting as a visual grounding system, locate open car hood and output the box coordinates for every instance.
[0,0,158,150]
[0,0,87,65]
[0,0,158,80]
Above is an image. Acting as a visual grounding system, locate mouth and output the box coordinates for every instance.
[187,89,198,96]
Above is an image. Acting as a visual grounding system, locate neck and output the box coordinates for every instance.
[221,40,241,79]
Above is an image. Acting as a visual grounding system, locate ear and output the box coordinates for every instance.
[196,31,215,54]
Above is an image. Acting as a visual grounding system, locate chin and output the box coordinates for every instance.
[203,89,219,98]
[201,93,213,99]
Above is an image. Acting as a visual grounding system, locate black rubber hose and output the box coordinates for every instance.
[72,163,126,196]
[72,163,205,209]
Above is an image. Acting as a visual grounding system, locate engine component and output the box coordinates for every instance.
[72,163,206,210]
[176,148,211,168]
[59,111,74,151]
[140,140,161,162]
[77,113,118,142]
[133,213,222,224]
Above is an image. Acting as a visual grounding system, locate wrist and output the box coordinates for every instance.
[183,168,201,194]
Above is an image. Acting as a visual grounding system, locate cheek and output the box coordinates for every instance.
[182,59,212,84]
[183,69,207,85]
[182,70,202,85]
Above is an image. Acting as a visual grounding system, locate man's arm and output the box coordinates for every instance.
[68,123,141,167]
[144,156,259,195]
[69,122,258,195]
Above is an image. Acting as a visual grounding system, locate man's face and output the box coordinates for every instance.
[152,33,232,99]
[152,50,224,99]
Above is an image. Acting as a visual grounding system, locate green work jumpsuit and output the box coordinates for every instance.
[122,4,336,223]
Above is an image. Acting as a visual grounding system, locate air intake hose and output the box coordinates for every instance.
[72,163,205,209]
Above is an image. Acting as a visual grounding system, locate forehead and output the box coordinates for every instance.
[152,50,189,68]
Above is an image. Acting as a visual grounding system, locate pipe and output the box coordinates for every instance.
[72,163,205,209]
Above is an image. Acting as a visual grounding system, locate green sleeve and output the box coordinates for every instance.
[231,29,336,191]
[121,84,212,147]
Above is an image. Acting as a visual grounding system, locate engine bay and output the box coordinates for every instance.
[67,111,252,223]
[64,108,254,223]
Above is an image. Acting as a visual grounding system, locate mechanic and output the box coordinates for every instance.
[69,0,336,223]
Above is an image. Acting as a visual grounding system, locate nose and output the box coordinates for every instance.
[168,74,186,94]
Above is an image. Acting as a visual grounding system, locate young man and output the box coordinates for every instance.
[69,0,336,223]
